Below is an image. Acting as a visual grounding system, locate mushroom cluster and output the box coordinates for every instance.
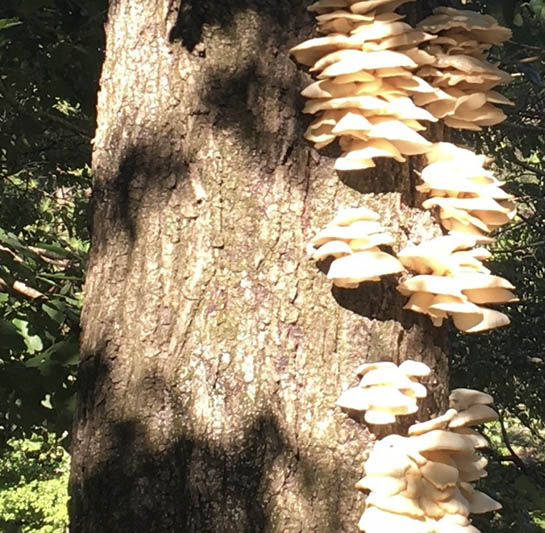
[308,206,404,288]
[418,143,516,243]
[356,388,501,532]
[289,0,441,170]
[397,234,517,332]
[414,7,513,130]
[338,360,431,424]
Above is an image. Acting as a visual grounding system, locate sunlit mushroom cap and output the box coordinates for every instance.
[408,409,458,436]
[466,490,502,514]
[399,360,431,377]
[350,0,416,15]
[356,361,398,376]
[451,427,488,449]
[452,306,510,333]
[328,250,404,285]
[448,404,499,427]
[413,429,474,454]
[312,240,353,261]
[397,275,465,299]
[449,388,493,411]
[356,475,406,495]
[311,220,382,246]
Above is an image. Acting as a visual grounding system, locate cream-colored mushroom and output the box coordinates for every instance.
[448,404,499,428]
[449,388,493,411]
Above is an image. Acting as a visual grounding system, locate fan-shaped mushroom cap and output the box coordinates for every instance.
[366,493,425,518]
[313,49,417,76]
[365,407,400,424]
[337,386,371,411]
[463,287,518,304]
[451,427,488,449]
[397,275,465,299]
[356,475,407,495]
[437,486,470,516]
[356,361,398,376]
[364,117,433,154]
[419,7,512,45]
[364,435,416,477]
[312,240,354,261]
[413,430,474,454]
[403,292,435,313]
[453,452,488,473]
[449,404,498,427]
[331,110,373,136]
[428,295,482,315]
[311,220,382,246]
[420,458,459,490]
[400,380,428,399]
[349,233,395,251]
[360,367,413,388]
[466,490,502,514]
[450,388,493,411]
[452,306,510,333]
[338,138,406,164]
[409,409,458,436]
[456,273,515,291]
[399,360,431,377]
[328,250,404,285]
[350,0,416,15]
[357,506,430,533]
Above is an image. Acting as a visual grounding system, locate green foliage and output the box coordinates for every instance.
[0,0,106,443]
[448,2,545,531]
[0,432,69,532]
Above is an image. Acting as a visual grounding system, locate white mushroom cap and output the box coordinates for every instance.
[356,475,406,495]
[365,408,398,424]
[360,367,413,388]
[408,409,458,436]
[451,427,488,449]
[358,506,431,533]
[448,404,499,427]
[397,275,465,299]
[356,361,398,376]
[413,430,474,454]
[311,220,382,246]
[366,492,425,518]
[337,386,371,411]
[419,458,459,490]
[312,240,353,261]
[452,306,510,333]
[449,388,494,411]
[399,360,431,377]
[328,250,404,286]
[466,490,502,514]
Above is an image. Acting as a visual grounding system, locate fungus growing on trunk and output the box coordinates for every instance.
[308,206,403,288]
[337,360,431,424]
[356,389,501,532]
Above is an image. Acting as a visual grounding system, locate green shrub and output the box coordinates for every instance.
[0,433,69,532]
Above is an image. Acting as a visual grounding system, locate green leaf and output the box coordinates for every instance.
[0,18,22,32]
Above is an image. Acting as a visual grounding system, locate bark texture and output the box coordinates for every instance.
[70,1,447,531]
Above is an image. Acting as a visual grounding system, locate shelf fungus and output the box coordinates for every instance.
[308,207,403,288]
[397,235,517,332]
[337,360,430,424]
[289,0,440,170]
[356,391,501,532]
[418,142,516,243]
[414,7,513,130]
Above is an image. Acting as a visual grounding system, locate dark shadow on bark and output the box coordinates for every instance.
[168,0,309,51]
[71,355,357,532]
[94,143,190,244]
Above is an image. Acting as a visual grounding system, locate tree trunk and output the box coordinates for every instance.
[70,1,446,531]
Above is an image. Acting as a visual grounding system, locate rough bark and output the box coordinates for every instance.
[70,1,447,532]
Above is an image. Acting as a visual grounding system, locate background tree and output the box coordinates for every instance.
[68,1,450,531]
